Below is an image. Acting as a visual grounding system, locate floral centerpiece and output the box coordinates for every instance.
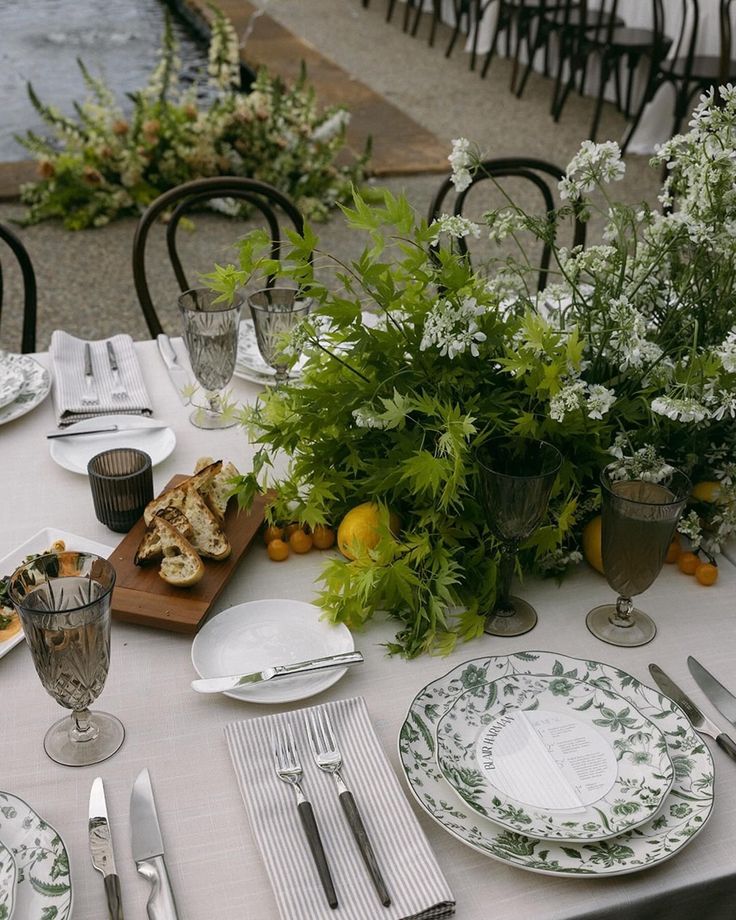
[17,9,367,229]
[211,86,736,658]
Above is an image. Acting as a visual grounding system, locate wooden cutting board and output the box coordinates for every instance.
[108,474,267,633]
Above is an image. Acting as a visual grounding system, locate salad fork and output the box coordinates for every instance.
[106,341,128,400]
[306,709,391,907]
[271,722,338,909]
[81,343,99,406]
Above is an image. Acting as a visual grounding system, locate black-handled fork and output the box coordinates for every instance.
[272,722,338,909]
[306,709,391,907]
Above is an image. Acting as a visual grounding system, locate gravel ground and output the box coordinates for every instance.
[0,0,664,351]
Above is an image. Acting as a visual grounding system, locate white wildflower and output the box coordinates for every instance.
[715,330,736,373]
[586,384,616,420]
[559,140,625,200]
[420,296,487,359]
[651,395,709,423]
[549,380,586,422]
[352,407,389,429]
[677,510,703,550]
[448,137,473,192]
[311,110,350,143]
[429,214,481,244]
[486,209,527,243]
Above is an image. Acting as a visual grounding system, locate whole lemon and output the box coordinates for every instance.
[582,516,604,575]
[337,503,398,560]
[691,481,721,504]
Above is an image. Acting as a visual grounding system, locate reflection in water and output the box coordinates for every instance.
[0,0,212,160]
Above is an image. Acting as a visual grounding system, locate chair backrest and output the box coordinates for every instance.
[427,157,586,292]
[132,177,306,338]
[0,223,37,354]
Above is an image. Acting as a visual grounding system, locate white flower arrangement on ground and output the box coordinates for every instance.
[17,9,368,229]
[206,86,736,657]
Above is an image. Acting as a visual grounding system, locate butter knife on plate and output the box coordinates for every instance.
[130,768,180,920]
[191,650,364,694]
[156,334,190,404]
[89,777,124,920]
[688,656,736,729]
[649,663,736,761]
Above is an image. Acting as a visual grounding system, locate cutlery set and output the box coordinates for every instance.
[89,768,179,920]
[81,341,128,406]
[272,710,391,910]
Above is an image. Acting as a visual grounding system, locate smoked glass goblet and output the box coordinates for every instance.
[8,551,124,766]
[586,464,691,647]
[477,437,562,636]
[248,287,312,385]
[179,288,243,429]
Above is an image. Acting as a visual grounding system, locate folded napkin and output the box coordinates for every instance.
[225,697,455,920]
[50,331,153,426]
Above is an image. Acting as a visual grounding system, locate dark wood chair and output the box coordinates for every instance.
[428,157,586,292]
[622,0,736,153]
[0,222,37,354]
[132,177,305,338]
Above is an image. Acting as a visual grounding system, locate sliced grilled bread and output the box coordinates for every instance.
[204,461,239,520]
[142,460,223,526]
[182,487,231,560]
[134,508,194,566]
[154,517,205,587]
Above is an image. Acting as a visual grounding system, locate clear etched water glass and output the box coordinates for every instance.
[9,551,124,766]
[586,464,691,647]
[248,287,312,385]
[179,288,243,429]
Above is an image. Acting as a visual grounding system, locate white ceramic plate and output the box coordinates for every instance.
[0,359,25,411]
[0,839,15,920]
[191,599,355,703]
[49,415,176,475]
[0,355,51,427]
[0,528,115,660]
[0,791,72,920]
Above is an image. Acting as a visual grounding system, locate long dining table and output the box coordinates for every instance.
[2,337,736,919]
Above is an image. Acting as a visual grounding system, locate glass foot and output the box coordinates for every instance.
[44,711,125,767]
[484,595,538,637]
[586,604,657,647]
[189,407,236,430]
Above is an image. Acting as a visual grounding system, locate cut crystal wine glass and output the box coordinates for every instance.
[248,287,312,385]
[477,437,562,637]
[586,464,691,647]
[9,551,124,766]
[178,288,243,429]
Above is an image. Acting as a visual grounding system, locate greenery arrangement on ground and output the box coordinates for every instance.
[17,8,368,230]
[211,87,736,658]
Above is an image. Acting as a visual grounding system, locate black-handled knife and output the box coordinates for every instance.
[89,777,124,920]
[649,663,736,761]
[297,800,338,909]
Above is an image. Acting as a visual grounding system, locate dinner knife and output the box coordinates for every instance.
[130,768,180,920]
[47,424,168,439]
[89,777,124,920]
[156,335,190,404]
[688,656,736,729]
[191,650,364,694]
[648,663,736,761]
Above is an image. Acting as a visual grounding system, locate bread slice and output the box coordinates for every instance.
[143,461,223,526]
[194,456,215,474]
[182,487,231,560]
[135,508,194,566]
[203,461,239,521]
[154,517,205,587]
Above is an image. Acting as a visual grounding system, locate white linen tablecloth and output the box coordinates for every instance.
[1,339,736,919]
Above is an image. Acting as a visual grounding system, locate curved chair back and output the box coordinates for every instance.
[428,157,586,292]
[0,223,37,353]
[132,177,306,338]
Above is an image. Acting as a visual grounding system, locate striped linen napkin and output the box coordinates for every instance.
[50,331,153,426]
[225,697,455,920]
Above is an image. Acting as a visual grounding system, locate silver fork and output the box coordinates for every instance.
[306,709,391,907]
[81,343,99,406]
[106,341,128,400]
[271,722,338,909]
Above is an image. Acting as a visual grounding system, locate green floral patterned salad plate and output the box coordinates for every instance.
[0,792,72,919]
[0,355,51,427]
[399,651,714,877]
[436,673,675,842]
[0,839,15,920]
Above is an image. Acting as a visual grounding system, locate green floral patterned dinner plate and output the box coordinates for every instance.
[436,673,675,842]
[399,651,714,877]
[0,839,15,920]
[0,792,72,919]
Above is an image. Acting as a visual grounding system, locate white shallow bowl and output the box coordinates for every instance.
[191,599,355,703]
[49,415,176,474]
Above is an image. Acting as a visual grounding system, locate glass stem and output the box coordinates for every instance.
[495,548,516,617]
[207,392,222,416]
[70,708,99,743]
[611,595,635,628]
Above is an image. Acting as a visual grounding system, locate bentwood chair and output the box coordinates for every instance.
[132,177,306,338]
[0,222,37,353]
[428,157,586,292]
[622,0,736,153]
